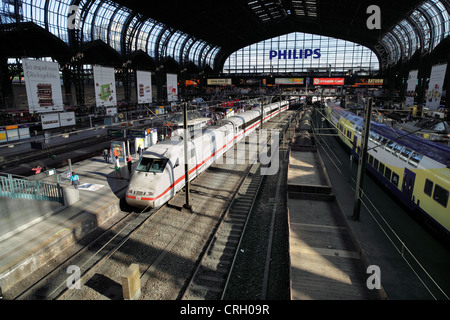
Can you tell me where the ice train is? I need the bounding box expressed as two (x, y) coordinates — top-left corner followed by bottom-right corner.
(325, 99), (450, 237)
(126, 101), (289, 208)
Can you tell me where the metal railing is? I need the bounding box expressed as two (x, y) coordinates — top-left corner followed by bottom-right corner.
(0, 173), (63, 203)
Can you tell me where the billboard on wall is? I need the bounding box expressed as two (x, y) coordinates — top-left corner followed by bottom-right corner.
(41, 113), (60, 130)
(405, 70), (418, 107)
(22, 58), (64, 113)
(93, 66), (117, 107)
(59, 112), (76, 127)
(426, 63), (447, 110)
(136, 70), (152, 104)
(167, 73), (178, 102)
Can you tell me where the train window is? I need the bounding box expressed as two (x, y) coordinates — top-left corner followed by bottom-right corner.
(136, 157), (169, 173)
(379, 162), (385, 175)
(393, 144), (403, 156)
(400, 148), (412, 161)
(424, 179), (433, 197)
(374, 134), (382, 144)
(369, 154), (374, 166)
(433, 184), (449, 208)
(368, 154), (373, 165)
(385, 141), (395, 152)
(384, 167), (392, 180)
(379, 137), (389, 146)
(391, 172), (399, 187)
(373, 158), (379, 171)
(408, 152), (423, 167)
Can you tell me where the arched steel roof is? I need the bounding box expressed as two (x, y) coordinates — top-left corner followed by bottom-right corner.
(1, 0), (449, 71)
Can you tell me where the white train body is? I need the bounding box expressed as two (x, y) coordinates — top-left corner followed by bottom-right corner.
(126, 101), (289, 208)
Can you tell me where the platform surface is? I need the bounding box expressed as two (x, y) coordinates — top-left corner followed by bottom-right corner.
(0, 155), (133, 295)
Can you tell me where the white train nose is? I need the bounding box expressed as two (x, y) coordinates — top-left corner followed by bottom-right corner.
(125, 189), (156, 208)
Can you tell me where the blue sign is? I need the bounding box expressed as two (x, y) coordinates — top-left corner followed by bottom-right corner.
(269, 49), (321, 60)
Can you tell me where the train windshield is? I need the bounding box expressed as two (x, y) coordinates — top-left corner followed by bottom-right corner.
(136, 157), (169, 173)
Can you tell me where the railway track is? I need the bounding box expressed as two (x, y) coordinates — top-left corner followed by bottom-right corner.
(10, 111), (296, 300)
(14, 204), (157, 300)
(181, 160), (264, 299)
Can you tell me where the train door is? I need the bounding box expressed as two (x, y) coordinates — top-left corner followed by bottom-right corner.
(352, 135), (358, 157)
(401, 168), (416, 208)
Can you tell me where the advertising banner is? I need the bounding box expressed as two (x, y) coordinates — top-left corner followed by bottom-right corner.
(22, 58), (64, 113)
(426, 63), (447, 110)
(18, 125), (31, 139)
(136, 70), (152, 104)
(41, 113), (60, 130)
(405, 70), (418, 107)
(6, 125), (19, 142)
(93, 66), (117, 107)
(167, 73), (178, 102)
(313, 78), (345, 85)
(59, 112), (76, 127)
(0, 128), (6, 143)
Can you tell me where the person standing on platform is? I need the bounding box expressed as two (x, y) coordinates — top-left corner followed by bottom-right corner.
(114, 156), (122, 179)
(127, 155), (132, 179)
(137, 144), (142, 160)
(103, 148), (109, 163)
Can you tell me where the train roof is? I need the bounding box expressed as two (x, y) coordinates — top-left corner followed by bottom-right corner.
(330, 102), (450, 165)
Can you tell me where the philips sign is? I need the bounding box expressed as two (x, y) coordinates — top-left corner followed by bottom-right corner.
(269, 49), (321, 60)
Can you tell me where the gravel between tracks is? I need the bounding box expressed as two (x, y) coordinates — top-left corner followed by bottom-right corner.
(44, 113), (293, 300)
(223, 143), (290, 300)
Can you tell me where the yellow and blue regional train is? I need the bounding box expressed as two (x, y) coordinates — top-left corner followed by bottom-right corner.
(325, 99), (450, 239)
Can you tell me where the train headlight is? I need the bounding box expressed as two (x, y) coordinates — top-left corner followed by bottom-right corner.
(144, 191), (154, 196)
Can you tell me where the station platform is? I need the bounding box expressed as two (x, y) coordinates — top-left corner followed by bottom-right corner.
(287, 147), (384, 300)
(0, 154), (135, 297)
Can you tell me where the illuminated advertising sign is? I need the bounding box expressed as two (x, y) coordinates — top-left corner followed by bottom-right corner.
(207, 78), (232, 85)
(269, 49), (321, 60)
(353, 78), (384, 87)
(313, 78), (345, 85)
(275, 78), (305, 85)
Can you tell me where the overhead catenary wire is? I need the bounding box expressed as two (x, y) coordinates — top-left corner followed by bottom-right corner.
(312, 105), (449, 300)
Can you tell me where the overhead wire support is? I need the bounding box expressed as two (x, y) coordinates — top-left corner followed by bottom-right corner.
(352, 97), (372, 221)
